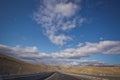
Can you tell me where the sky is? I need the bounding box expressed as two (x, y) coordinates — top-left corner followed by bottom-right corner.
(0, 0), (120, 66)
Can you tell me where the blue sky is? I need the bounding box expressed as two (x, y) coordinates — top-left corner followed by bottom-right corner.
(0, 0), (120, 66)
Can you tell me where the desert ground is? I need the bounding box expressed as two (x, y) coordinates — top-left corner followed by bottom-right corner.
(0, 53), (120, 80)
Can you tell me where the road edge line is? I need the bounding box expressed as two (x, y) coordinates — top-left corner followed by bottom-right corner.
(45, 73), (56, 80)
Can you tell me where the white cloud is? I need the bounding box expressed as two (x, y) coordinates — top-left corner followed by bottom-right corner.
(55, 2), (77, 17)
(103, 46), (120, 54)
(52, 41), (120, 58)
(33, 0), (84, 46)
(0, 40), (120, 65)
(61, 19), (76, 31)
(35, 59), (104, 66)
(77, 42), (84, 47)
(75, 60), (105, 66)
(0, 44), (50, 60)
(12, 46), (38, 53)
(49, 34), (72, 45)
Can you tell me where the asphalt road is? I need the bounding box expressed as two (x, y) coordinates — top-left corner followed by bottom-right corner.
(46, 72), (91, 80)
(0, 72), (91, 80)
(1, 72), (54, 80)
(46, 71), (120, 80)
(1, 72), (120, 80)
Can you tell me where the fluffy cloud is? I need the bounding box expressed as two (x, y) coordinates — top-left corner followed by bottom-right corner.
(0, 40), (120, 65)
(52, 41), (120, 58)
(55, 2), (77, 17)
(0, 44), (50, 60)
(33, 0), (84, 46)
(35, 59), (105, 66)
(49, 34), (72, 45)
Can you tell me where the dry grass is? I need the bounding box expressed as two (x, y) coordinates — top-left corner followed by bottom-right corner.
(56, 66), (120, 76)
(0, 53), (47, 75)
(0, 53), (120, 76)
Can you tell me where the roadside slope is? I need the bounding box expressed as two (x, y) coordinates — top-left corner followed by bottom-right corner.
(57, 66), (120, 76)
(0, 53), (47, 75)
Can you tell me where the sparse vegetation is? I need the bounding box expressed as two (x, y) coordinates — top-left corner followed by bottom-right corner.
(0, 53), (47, 75)
(0, 53), (120, 77)
(57, 66), (120, 76)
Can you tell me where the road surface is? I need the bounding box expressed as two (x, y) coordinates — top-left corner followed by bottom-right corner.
(46, 71), (120, 80)
(45, 72), (90, 80)
(1, 72), (54, 80)
(1, 71), (120, 80)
